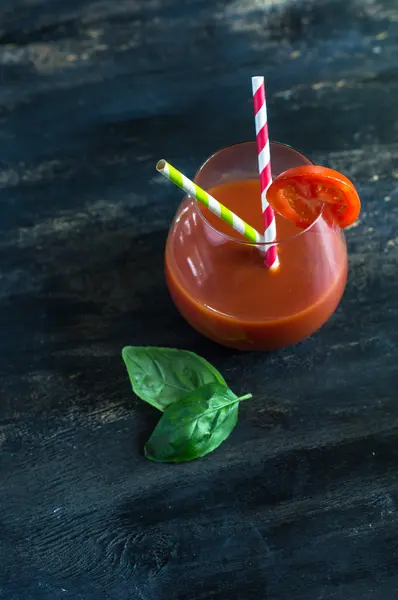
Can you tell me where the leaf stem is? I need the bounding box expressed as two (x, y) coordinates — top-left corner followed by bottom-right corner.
(237, 393), (252, 402)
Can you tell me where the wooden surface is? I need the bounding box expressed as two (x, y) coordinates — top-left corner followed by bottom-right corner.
(1, 0), (398, 598)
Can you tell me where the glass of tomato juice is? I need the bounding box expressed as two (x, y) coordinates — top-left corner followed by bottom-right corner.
(165, 142), (348, 350)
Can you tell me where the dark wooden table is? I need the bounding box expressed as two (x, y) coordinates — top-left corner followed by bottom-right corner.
(1, 0), (398, 598)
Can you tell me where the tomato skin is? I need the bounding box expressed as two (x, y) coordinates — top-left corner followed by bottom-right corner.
(267, 166), (361, 229)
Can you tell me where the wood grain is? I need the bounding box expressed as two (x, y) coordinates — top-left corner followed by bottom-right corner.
(1, 0), (398, 598)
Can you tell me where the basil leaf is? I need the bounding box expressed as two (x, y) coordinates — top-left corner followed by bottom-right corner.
(122, 346), (227, 412)
(144, 382), (251, 463)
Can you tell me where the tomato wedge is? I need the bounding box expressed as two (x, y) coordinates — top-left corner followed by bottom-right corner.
(267, 165), (361, 229)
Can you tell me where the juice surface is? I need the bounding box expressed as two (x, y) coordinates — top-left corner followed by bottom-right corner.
(165, 178), (348, 350)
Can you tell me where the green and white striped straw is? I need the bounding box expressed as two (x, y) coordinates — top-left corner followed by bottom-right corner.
(156, 160), (262, 244)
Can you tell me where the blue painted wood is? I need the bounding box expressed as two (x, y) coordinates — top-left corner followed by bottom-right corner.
(1, 1), (398, 598)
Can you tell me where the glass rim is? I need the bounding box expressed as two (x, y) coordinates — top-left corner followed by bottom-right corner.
(191, 140), (325, 248)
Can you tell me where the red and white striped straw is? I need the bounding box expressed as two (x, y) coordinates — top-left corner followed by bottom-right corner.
(252, 76), (279, 269)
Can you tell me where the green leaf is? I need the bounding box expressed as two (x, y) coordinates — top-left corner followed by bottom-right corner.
(144, 382), (251, 463)
(122, 346), (227, 412)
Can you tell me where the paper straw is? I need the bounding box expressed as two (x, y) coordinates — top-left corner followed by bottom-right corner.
(156, 160), (262, 244)
(252, 76), (279, 269)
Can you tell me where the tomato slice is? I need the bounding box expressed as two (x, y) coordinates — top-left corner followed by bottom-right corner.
(267, 166), (361, 229)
